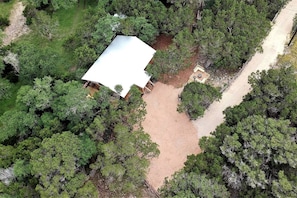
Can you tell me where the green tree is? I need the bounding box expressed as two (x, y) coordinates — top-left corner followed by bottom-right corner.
(32, 11), (59, 40)
(244, 0), (288, 19)
(63, 5), (107, 56)
(247, 67), (297, 119)
(14, 43), (59, 83)
(194, 27), (226, 66)
(30, 132), (94, 197)
(90, 124), (159, 193)
(38, 112), (62, 138)
(0, 78), (12, 100)
(74, 44), (97, 68)
(0, 109), (38, 143)
(110, 0), (167, 33)
(194, 0), (270, 69)
(52, 79), (97, 124)
(220, 115), (297, 192)
(0, 57), (5, 74)
(121, 16), (158, 44)
(16, 76), (54, 113)
(92, 14), (119, 54)
(272, 171), (297, 198)
(0, 181), (38, 198)
(26, 0), (78, 10)
(224, 67), (297, 126)
(161, 3), (194, 35)
(75, 181), (99, 198)
(178, 82), (221, 119)
(173, 28), (197, 53)
(146, 45), (187, 79)
(184, 125), (229, 180)
(0, 144), (16, 168)
(78, 135), (97, 166)
(160, 171), (230, 198)
(13, 160), (32, 180)
(14, 137), (41, 162)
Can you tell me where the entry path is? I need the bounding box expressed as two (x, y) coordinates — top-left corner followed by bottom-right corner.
(2, 1), (30, 46)
(143, 83), (200, 190)
(192, 1), (297, 138)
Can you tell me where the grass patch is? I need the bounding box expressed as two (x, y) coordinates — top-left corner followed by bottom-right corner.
(54, 3), (86, 37)
(0, 0), (16, 19)
(0, 81), (21, 115)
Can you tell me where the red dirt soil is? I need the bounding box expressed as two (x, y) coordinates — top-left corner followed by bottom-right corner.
(161, 53), (198, 88)
(152, 34), (173, 50)
(152, 34), (199, 88)
(143, 82), (201, 190)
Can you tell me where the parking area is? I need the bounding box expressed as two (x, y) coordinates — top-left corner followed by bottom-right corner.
(143, 82), (201, 190)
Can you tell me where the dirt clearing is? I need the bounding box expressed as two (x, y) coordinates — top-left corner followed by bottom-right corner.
(2, 1), (30, 46)
(143, 82), (200, 190)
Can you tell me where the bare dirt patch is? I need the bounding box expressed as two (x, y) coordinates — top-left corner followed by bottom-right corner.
(2, 1), (30, 46)
(152, 34), (199, 88)
(143, 82), (200, 190)
(152, 34), (173, 50)
(206, 68), (237, 91)
(160, 55), (198, 88)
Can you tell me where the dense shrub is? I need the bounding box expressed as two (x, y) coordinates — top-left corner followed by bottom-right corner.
(0, 16), (9, 29)
(177, 82), (221, 119)
(23, 5), (37, 25)
(0, 78), (12, 100)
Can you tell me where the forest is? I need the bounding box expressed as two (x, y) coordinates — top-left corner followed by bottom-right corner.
(0, 0), (294, 197)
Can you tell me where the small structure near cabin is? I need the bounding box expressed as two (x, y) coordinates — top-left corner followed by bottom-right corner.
(187, 64), (210, 84)
(82, 35), (156, 98)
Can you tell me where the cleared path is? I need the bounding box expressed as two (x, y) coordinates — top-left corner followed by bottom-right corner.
(193, 1), (297, 138)
(2, 1), (30, 46)
(143, 83), (200, 190)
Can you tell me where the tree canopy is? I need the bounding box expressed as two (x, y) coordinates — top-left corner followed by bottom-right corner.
(0, 0), (291, 196)
(0, 76), (158, 196)
(178, 82), (221, 119)
(194, 0), (270, 69)
(26, 0), (78, 10)
(160, 171), (230, 198)
(221, 115), (297, 191)
(30, 131), (95, 197)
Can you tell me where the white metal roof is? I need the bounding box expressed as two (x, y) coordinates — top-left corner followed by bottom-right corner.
(82, 35), (156, 97)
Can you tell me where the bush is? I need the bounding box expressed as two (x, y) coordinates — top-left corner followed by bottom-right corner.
(0, 16), (9, 29)
(23, 5), (37, 25)
(0, 78), (12, 100)
(32, 11), (59, 40)
(177, 82), (221, 120)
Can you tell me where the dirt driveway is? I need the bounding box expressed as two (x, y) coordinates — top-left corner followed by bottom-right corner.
(143, 82), (200, 190)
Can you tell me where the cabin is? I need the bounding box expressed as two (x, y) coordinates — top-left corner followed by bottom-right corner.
(82, 35), (156, 98)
